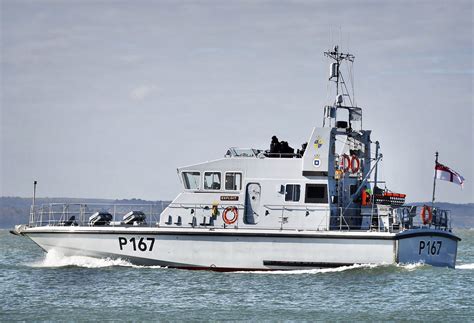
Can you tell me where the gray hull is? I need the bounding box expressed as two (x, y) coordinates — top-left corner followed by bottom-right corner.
(20, 226), (459, 270)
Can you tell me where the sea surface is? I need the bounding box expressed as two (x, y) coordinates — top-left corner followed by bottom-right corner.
(1, 229), (473, 321)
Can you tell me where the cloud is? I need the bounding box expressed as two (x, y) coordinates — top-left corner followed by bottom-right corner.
(129, 85), (159, 101)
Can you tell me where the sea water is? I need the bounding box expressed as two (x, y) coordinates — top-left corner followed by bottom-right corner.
(1, 229), (473, 321)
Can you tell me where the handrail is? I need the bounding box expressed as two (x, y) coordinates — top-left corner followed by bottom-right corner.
(29, 202), (165, 228)
(167, 202), (245, 209)
(28, 202), (452, 233)
(262, 152), (302, 158)
(263, 204), (329, 211)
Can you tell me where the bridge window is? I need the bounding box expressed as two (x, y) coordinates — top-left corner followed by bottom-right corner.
(285, 184), (300, 202)
(225, 172), (242, 190)
(204, 172), (221, 190)
(305, 184), (328, 203)
(183, 172), (200, 190)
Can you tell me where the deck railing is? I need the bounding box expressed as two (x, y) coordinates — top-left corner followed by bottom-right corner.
(28, 201), (451, 233)
(29, 202), (169, 227)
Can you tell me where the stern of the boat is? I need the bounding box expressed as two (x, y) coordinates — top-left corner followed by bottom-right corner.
(396, 229), (460, 268)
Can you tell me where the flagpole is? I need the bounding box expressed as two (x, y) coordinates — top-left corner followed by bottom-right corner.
(431, 151), (438, 209)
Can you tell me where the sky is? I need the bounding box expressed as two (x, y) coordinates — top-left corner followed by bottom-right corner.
(1, 0), (473, 203)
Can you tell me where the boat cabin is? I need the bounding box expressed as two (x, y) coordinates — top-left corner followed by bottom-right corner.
(162, 116), (387, 232)
(160, 47), (413, 233)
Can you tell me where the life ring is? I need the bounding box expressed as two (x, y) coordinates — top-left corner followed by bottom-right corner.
(420, 205), (432, 225)
(340, 154), (351, 172)
(350, 155), (360, 173)
(222, 206), (238, 225)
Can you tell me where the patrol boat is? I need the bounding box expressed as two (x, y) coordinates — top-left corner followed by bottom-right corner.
(13, 46), (460, 270)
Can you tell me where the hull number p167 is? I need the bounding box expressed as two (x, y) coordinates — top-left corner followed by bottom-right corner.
(118, 237), (155, 251)
(419, 240), (442, 255)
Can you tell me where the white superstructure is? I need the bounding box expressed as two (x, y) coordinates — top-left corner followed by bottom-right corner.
(13, 46), (460, 270)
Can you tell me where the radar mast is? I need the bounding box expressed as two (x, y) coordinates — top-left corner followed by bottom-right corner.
(323, 46), (361, 129)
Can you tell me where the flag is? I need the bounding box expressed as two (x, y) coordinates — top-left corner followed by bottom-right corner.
(435, 162), (465, 187)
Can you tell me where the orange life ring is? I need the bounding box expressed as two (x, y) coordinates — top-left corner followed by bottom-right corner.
(340, 154), (351, 172)
(222, 207), (238, 225)
(420, 205), (432, 225)
(351, 155), (360, 173)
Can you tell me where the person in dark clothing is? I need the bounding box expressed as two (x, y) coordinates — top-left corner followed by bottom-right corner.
(280, 141), (288, 153)
(297, 142), (308, 157)
(270, 136), (281, 154)
(280, 141), (294, 157)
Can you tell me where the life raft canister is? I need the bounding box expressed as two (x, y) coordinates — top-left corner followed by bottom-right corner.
(222, 206), (238, 225)
(420, 205), (433, 225)
(340, 154), (351, 172)
(350, 155), (360, 173)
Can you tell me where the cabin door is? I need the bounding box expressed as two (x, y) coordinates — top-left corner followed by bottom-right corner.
(245, 183), (261, 224)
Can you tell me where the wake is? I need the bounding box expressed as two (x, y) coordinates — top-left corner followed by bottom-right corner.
(29, 249), (163, 269)
(396, 262), (425, 271)
(233, 263), (383, 275)
(234, 262), (429, 275)
(456, 263), (474, 270)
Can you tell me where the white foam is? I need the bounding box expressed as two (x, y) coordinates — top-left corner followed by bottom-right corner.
(29, 249), (163, 269)
(396, 262), (425, 271)
(456, 263), (474, 270)
(30, 250), (131, 268)
(232, 263), (381, 275)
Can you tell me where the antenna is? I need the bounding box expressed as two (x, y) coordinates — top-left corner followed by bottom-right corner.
(323, 46), (361, 129)
(32, 180), (37, 210)
(30, 180), (37, 225)
(324, 45), (354, 100)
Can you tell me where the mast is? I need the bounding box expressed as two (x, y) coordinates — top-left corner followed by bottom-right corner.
(324, 45), (355, 105)
(32, 180), (37, 211)
(431, 152), (439, 209)
(323, 45), (359, 129)
(31, 180), (37, 225)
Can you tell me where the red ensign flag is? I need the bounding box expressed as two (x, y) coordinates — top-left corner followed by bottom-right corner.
(435, 162), (465, 188)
